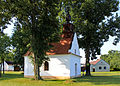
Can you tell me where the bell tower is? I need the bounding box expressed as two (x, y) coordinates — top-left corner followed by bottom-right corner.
(62, 6), (74, 38)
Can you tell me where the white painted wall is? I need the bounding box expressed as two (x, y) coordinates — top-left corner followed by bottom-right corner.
(1, 61), (8, 71)
(8, 65), (14, 71)
(90, 60), (110, 72)
(24, 56), (34, 76)
(70, 54), (81, 77)
(24, 55), (70, 77)
(40, 55), (70, 77)
(1, 61), (14, 71)
(24, 54), (81, 78)
(69, 33), (80, 56)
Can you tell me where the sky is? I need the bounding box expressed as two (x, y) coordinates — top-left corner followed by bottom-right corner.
(4, 23), (14, 36)
(3, 1), (120, 63)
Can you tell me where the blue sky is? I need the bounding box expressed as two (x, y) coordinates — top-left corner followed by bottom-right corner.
(4, 23), (14, 36)
(4, 1), (120, 61)
(99, 1), (120, 55)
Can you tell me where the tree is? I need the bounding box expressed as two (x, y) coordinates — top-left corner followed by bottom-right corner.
(11, 28), (30, 69)
(101, 50), (120, 70)
(72, 0), (120, 76)
(0, 34), (11, 75)
(0, 0), (61, 80)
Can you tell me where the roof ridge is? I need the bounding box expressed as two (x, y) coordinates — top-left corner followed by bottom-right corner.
(90, 59), (101, 65)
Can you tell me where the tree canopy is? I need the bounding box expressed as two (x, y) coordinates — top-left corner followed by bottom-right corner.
(101, 50), (120, 70)
(72, 0), (120, 75)
(11, 28), (30, 68)
(0, 0), (61, 80)
(0, 34), (11, 62)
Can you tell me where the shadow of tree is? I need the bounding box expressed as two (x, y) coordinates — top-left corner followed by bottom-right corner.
(0, 72), (120, 86)
(43, 79), (65, 81)
(72, 75), (120, 85)
(0, 73), (24, 81)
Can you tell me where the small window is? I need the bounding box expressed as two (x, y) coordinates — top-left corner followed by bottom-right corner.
(75, 49), (76, 54)
(104, 66), (106, 70)
(44, 61), (49, 71)
(99, 66), (102, 70)
(75, 63), (77, 76)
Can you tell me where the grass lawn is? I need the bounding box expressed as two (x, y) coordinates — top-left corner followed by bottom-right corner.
(0, 71), (120, 86)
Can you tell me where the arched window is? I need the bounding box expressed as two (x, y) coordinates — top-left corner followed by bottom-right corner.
(44, 61), (49, 71)
(74, 49), (76, 54)
(75, 63), (77, 76)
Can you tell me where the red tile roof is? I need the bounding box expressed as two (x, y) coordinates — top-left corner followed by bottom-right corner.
(46, 36), (73, 55)
(24, 23), (74, 56)
(24, 36), (73, 56)
(24, 50), (33, 56)
(90, 59), (101, 65)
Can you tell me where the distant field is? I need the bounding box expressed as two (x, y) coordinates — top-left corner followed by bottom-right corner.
(0, 71), (120, 86)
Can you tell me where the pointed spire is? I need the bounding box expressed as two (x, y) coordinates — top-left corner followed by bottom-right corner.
(65, 6), (71, 24)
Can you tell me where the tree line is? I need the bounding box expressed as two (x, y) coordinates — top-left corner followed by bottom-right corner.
(101, 50), (120, 70)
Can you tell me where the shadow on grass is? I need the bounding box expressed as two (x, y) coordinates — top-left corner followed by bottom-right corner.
(0, 73), (24, 81)
(43, 79), (65, 82)
(37, 74), (120, 85)
(72, 75), (120, 85)
(0, 72), (120, 86)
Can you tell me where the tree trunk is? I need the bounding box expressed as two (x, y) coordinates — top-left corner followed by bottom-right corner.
(31, 24), (42, 80)
(30, 1), (42, 80)
(33, 54), (41, 80)
(85, 48), (91, 76)
(2, 59), (4, 74)
(33, 54), (37, 80)
(0, 65), (1, 77)
(38, 65), (42, 80)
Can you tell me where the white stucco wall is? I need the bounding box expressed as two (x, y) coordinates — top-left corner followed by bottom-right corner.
(70, 54), (81, 77)
(69, 33), (80, 56)
(24, 54), (81, 78)
(24, 56), (34, 76)
(24, 55), (70, 77)
(8, 65), (14, 71)
(1, 61), (14, 71)
(90, 60), (110, 72)
(1, 61), (8, 71)
(40, 55), (70, 77)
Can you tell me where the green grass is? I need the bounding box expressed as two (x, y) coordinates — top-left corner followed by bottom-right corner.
(0, 71), (120, 86)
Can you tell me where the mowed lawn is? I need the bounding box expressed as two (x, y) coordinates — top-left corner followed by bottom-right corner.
(0, 71), (120, 86)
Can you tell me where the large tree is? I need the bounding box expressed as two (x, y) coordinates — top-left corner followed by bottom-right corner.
(72, 0), (120, 76)
(0, 0), (61, 80)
